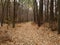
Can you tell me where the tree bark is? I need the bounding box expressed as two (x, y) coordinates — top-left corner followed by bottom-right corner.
(38, 0), (43, 26)
(57, 0), (60, 34)
(49, 0), (55, 31)
(1, 0), (4, 26)
(33, 0), (38, 23)
(13, 0), (16, 28)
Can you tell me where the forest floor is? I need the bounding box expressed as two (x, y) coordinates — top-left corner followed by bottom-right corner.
(0, 22), (60, 45)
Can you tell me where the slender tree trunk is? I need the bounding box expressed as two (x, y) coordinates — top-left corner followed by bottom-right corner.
(38, 0), (43, 26)
(33, 0), (36, 23)
(13, 0), (16, 28)
(49, 0), (55, 31)
(50, 0), (54, 22)
(44, 0), (47, 22)
(19, 0), (21, 23)
(46, 0), (49, 22)
(6, 0), (10, 25)
(1, 0), (4, 26)
(27, 0), (29, 22)
(33, 0), (38, 23)
(57, 0), (60, 34)
(6, 0), (10, 29)
(55, 0), (57, 22)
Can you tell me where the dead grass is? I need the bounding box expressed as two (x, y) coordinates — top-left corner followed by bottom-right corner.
(0, 22), (60, 45)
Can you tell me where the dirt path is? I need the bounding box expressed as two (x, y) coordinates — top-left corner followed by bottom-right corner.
(0, 22), (60, 45)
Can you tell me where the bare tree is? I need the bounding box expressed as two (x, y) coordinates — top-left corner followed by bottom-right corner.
(1, 0), (4, 26)
(46, 0), (49, 22)
(12, 0), (16, 28)
(57, 0), (60, 34)
(55, 0), (57, 21)
(33, 0), (38, 23)
(38, 0), (43, 26)
(6, 0), (10, 26)
(49, 0), (55, 31)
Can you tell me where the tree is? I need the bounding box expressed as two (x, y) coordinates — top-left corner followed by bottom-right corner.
(46, 0), (49, 22)
(44, 0), (47, 22)
(12, 0), (16, 28)
(57, 0), (60, 34)
(1, 0), (5, 26)
(38, 0), (43, 26)
(49, 0), (54, 31)
(55, 0), (57, 22)
(33, 0), (38, 23)
(6, 0), (10, 26)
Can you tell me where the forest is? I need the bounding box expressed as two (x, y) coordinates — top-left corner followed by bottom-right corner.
(0, 0), (60, 45)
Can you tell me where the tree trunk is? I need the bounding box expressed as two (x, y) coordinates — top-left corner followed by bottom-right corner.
(46, 0), (49, 22)
(33, 0), (38, 23)
(13, 0), (16, 28)
(38, 0), (43, 26)
(55, 0), (57, 22)
(49, 0), (54, 31)
(1, 0), (4, 26)
(57, 0), (60, 34)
